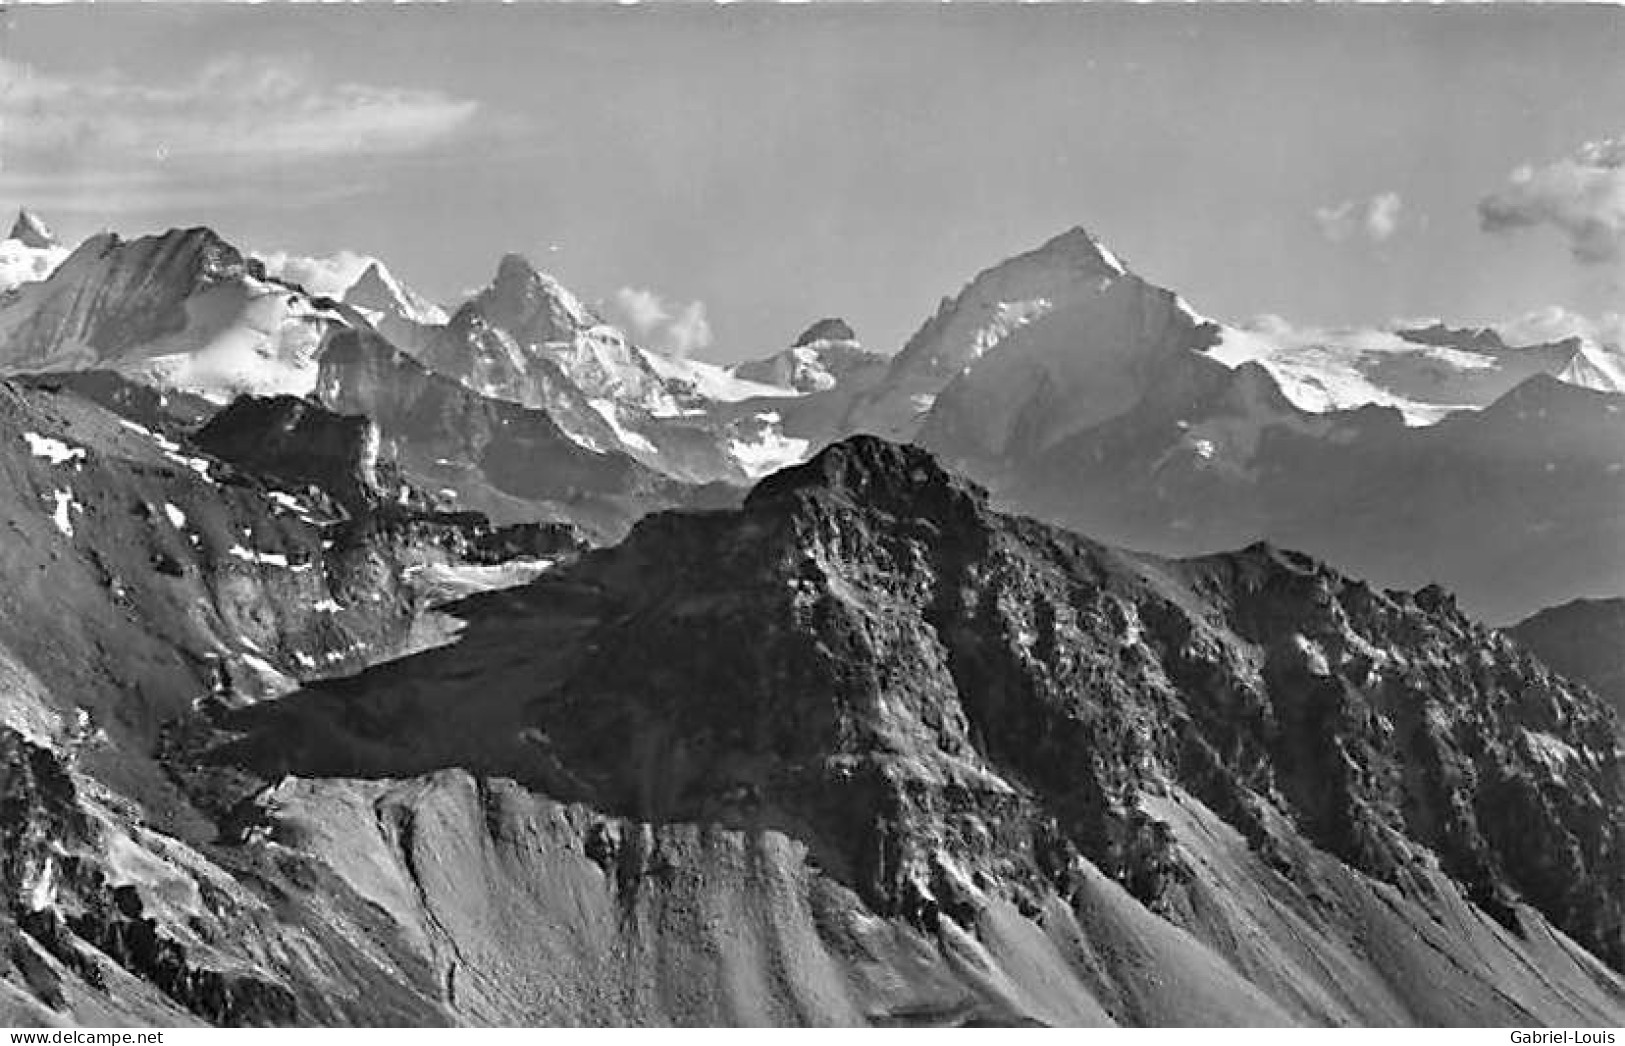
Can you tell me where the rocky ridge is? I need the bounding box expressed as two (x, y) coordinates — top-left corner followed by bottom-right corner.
(170, 436), (1625, 1025)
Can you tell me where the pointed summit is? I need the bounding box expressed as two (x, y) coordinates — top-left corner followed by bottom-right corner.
(844, 222), (1169, 444)
(1028, 225), (1128, 276)
(344, 260), (448, 328)
(348, 260), (394, 299)
(479, 252), (595, 339)
(8, 209), (56, 251)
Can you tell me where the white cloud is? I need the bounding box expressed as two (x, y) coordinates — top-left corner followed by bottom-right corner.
(1479, 138), (1625, 264)
(0, 55), (478, 214)
(1495, 304), (1625, 348)
(607, 288), (670, 337)
(603, 287), (714, 359)
(1315, 191), (1404, 244)
(2, 55), (477, 164)
(254, 250), (374, 299)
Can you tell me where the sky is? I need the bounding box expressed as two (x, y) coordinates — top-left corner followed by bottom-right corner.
(4, 5), (1625, 363)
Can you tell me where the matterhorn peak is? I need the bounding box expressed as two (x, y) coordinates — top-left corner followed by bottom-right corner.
(8, 209), (57, 250)
(488, 252), (575, 305)
(479, 252), (596, 337)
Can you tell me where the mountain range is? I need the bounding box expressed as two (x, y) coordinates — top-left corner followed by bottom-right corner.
(7, 213), (1618, 618)
(0, 209), (1619, 1026)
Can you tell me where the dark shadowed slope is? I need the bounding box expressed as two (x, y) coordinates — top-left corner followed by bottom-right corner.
(1512, 598), (1625, 738)
(1007, 359), (1625, 624)
(199, 436), (1624, 1025)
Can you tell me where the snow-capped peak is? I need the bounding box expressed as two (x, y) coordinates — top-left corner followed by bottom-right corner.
(845, 224), (1152, 441)
(0, 209), (69, 293)
(0, 225), (347, 402)
(8, 209), (56, 251)
(345, 260), (448, 327)
(729, 318), (884, 395)
(1201, 313), (1625, 425)
(1557, 340), (1625, 394)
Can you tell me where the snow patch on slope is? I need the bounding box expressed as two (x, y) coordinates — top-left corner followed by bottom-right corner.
(45, 489), (80, 538)
(587, 398), (657, 455)
(22, 432), (87, 466)
(728, 412), (810, 479)
(228, 544), (292, 568)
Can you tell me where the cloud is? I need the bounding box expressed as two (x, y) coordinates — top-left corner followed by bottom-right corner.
(0, 55), (478, 214)
(1314, 191), (1404, 244)
(254, 250), (376, 299)
(1478, 138), (1625, 264)
(603, 287), (714, 359)
(1494, 304), (1625, 348)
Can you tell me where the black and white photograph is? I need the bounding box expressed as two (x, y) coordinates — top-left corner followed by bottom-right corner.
(0, 1), (1621, 1031)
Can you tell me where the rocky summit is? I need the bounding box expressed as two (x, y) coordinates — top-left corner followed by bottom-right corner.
(155, 435), (1622, 1026)
(0, 209), (1621, 1027)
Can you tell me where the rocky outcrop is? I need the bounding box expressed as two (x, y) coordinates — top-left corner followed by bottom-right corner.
(216, 437), (1625, 1013)
(195, 396), (386, 515)
(1511, 598), (1625, 737)
(534, 436), (1624, 969)
(0, 730), (298, 1025)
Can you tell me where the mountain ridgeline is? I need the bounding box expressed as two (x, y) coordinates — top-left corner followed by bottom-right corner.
(0, 211), (1620, 1026)
(126, 436), (1624, 1024)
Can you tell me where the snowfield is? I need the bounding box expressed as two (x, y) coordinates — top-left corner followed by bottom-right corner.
(1204, 317), (1625, 425)
(643, 349), (798, 403)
